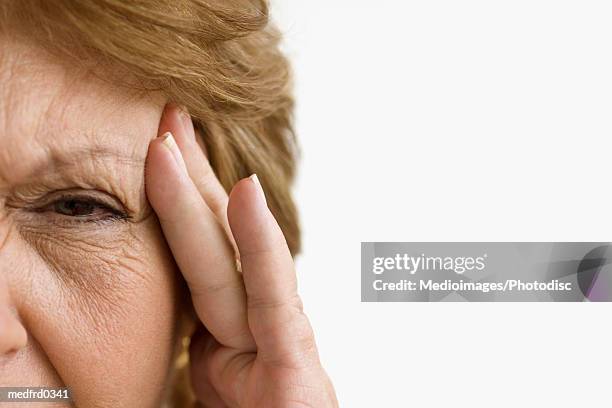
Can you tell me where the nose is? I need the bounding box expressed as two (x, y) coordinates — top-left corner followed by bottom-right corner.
(0, 201), (27, 354)
(0, 277), (27, 354)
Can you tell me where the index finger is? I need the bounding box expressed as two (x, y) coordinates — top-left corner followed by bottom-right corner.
(145, 112), (254, 351)
(158, 105), (235, 245)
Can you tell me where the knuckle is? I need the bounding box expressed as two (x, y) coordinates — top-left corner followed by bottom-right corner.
(262, 318), (319, 369)
(247, 292), (303, 313)
(191, 276), (245, 297)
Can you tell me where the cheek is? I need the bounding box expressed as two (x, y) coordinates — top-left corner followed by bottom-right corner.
(15, 217), (183, 407)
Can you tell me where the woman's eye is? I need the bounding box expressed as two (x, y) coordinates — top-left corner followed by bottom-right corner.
(41, 195), (128, 222)
(54, 198), (99, 217)
(21, 190), (130, 224)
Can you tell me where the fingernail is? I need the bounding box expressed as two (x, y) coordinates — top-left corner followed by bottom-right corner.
(161, 131), (176, 149)
(161, 131), (187, 172)
(249, 174), (267, 206)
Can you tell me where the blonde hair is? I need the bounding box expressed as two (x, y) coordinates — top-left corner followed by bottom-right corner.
(0, 1), (299, 405)
(0, 0), (300, 255)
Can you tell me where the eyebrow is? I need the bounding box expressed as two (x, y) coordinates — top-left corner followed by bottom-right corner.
(4, 143), (149, 215)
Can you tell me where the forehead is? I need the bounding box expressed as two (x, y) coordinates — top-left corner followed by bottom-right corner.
(0, 39), (164, 183)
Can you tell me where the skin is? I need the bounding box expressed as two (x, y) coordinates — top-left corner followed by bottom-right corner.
(0, 40), (337, 407)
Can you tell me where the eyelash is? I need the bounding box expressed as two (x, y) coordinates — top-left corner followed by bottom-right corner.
(34, 193), (130, 224)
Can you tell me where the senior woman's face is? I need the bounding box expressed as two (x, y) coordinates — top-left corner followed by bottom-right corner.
(0, 41), (186, 406)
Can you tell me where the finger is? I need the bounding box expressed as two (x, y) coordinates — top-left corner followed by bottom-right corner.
(188, 327), (228, 407)
(145, 130), (254, 351)
(190, 326), (252, 407)
(227, 175), (319, 369)
(157, 104), (238, 258)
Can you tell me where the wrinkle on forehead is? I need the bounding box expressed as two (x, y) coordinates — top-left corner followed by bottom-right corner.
(0, 39), (164, 201)
(0, 38), (162, 134)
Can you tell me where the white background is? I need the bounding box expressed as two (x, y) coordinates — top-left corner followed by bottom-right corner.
(272, 1), (612, 407)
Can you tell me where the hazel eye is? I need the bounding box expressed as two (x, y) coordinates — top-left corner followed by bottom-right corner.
(54, 198), (99, 217)
(42, 193), (128, 222)
(14, 189), (130, 225)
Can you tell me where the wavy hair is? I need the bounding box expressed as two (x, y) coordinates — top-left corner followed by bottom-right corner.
(0, 0), (300, 255)
(0, 0), (299, 405)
